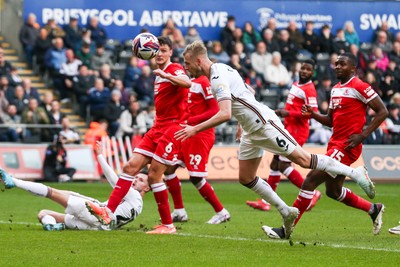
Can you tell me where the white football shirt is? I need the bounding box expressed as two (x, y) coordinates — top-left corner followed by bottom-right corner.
(210, 63), (272, 134)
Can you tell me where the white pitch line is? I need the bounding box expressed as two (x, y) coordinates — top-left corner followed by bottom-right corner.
(1, 220), (398, 253)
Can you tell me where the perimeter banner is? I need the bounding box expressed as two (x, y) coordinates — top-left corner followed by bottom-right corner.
(23, 0), (400, 43)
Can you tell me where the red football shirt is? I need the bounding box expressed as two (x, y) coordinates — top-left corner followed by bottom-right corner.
(284, 80), (318, 145)
(328, 76), (377, 149)
(187, 75), (217, 136)
(153, 62), (189, 126)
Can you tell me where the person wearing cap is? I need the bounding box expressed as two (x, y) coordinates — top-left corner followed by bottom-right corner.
(63, 15), (83, 51)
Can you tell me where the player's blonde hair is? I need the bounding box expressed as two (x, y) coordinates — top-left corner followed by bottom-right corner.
(183, 40), (207, 58)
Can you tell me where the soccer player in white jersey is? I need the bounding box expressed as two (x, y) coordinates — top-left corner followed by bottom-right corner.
(0, 141), (149, 230)
(175, 41), (375, 239)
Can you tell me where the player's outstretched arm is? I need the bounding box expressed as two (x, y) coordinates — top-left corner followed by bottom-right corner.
(95, 141), (119, 188)
(153, 69), (191, 88)
(302, 104), (333, 127)
(175, 99), (231, 141)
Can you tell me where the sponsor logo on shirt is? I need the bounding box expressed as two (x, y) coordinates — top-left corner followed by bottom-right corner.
(364, 86), (374, 97)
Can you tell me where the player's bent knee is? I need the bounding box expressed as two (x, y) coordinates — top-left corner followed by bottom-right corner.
(37, 209), (49, 220)
(325, 189), (341, 200)
(189, 176), (202, 185)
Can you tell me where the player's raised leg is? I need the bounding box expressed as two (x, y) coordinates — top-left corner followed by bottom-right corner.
(286, 147), (375, 199)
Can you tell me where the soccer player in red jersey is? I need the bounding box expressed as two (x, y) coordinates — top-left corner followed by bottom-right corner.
(164, 74), (230, 224)
(263, 53), (388, 239)
(246, 60), (321, 212)
(86, 36), (191, 234)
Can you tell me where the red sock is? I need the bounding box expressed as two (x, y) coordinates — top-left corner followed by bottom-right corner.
(283, 166), (304, 189)
(267, 170), (281, 191)
(197, 179), (224, 213)
(152, 183), (172, 225)
(337, 187), (371, 213)
(293, 189), (314, 225)
(165, 174), (184, 209)
(107, 175), (134, 212)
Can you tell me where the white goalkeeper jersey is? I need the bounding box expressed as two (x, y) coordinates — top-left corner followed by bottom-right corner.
(210, 63), (273, 134)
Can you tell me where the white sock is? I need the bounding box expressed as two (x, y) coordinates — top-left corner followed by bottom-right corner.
(313, 154), (359, 183)
(12, 178), (48, 197)
(41, 215), (56, 225)
(248, 177), (290, 217)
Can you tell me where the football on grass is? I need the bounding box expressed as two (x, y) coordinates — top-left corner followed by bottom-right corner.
(132, 33), (160, 60)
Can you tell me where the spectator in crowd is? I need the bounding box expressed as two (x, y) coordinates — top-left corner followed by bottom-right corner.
(10, 85), (28, 115)
(134, 65), (154, 105)
(334, 29), (350, 54)
(302, 21), (319, 55)
(76, 42), (93, 69)
(48, 100), (66, 126)
(0, 87), (8, 116)
(365, 59), (383, 83)
(115, 100), (147, 139)
(45, 37), (67, 89)
(349, 44), (367, 74)
(0, 115), (18, 142)
(0, 47), (13, 77)
(0, 75), (13, 103)
(87, 16), (107, 46)
(262, 28), (280, 53)
(372, 30), (393, 54)
(84, 119), (108, 149)
(344, 20), (359, 47)
(389, 41), (400, 65)
(22, 78), (40, 104)
(228, 53), (250, 80)
(265, 51), (291, 99)
(370, 47), (389, 73)
(221, 15), (236, 56)
(242, 21), (262, 53)
(373, 21), (394, 43)
(162, 18), (185, 51)
(385, 59), (400, 85)
(59, 117), (80, 144)
(319, 24), (337, 55)
(316, 76), (332, 105)
(92, 44), (113, 71)
(385, 103), (400, 144)
(123, 56), (142, 89)
(288, 61), (301, 84)
(99, 63), (116, 89)
(184, 26), (202, 45)
(48, 99), (66, 137)
(63, 15), (82, 51)
(104, 90), (126, 136)
(111, 79), (131, 106)
(0, 104), (22, 141)
(44, 18), (66, 40)
(40, 91), (55, 116)
(364, 71), (381, 97)
(34, 28), (52, 76)
(7, 67), (22, 87)
(286, 20), (304, 49)
(261, 17), (280, 40)
(208, 41), (230, 64)
(245, 68), (263, 100)
(21, 97), (51, 142)
(391, 93), (400, 106)
(19, 13), (40, 68)
(59, 49), (82, 100)
(278, 29), (299, 68)
(88, 78), (111, 121)
(250, 41), (271, 83)
(43, 134), (76, 182)
(73, 65), (95, 118)
(380, 72), (398, 104)
(233, 42), (251, 69)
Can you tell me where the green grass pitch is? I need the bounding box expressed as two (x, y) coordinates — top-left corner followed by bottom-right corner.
(1, 181), (400, 266)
